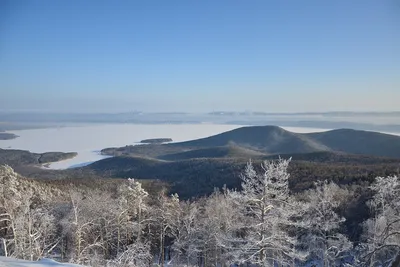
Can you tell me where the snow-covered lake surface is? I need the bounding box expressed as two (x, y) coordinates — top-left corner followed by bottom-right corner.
(1, 123), (397, 170)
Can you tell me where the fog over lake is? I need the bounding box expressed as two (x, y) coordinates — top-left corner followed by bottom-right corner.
(1, 124), (397, 169)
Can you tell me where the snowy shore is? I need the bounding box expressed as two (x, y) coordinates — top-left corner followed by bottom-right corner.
(0, 257), (83, 267)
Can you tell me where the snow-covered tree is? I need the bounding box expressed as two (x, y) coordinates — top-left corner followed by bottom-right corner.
(300, 180), (352, 267)
(227, 158), (306, 267)
(0, 165), (23, 257)
(0, 165), (58, 260)
(171, 200), (200, 266)
(116, 178), (149, 253)
(19, 195), (58, 261)
(170, 188), (245, 267)
(205, 189), (245, 266)
(359, 175), (400, 267)
(62, 191), (108, 264)
(151, 189), (181, 267)
(107, 241), (151, 267)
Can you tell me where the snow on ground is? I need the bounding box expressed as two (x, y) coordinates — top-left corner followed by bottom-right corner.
(0, 257), (84, 267)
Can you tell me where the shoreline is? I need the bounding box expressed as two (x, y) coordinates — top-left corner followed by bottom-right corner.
(2, 123), (400, 170)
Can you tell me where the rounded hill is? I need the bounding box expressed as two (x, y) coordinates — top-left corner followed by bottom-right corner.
(173, 126), (330, 154)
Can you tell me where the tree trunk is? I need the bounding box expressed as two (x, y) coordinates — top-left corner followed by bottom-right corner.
(215, 243), (218, 267)
(75, 229), (81, 263)
(160, 226), (165, 267)
(2, 238), (7, 257)
(61, 237), (65, 261)
(260, 204), (265, 265)
(138, 205), (142, 242)
(117, 223), (121, 253)
(11, 219), (17, 258)
(28, 210), (33, 261)
(204, 248), (207, 267)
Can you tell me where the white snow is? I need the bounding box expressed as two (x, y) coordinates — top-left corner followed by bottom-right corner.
(0, 257), (84, 267)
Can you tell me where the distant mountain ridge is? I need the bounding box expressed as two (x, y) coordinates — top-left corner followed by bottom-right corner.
(173, 126), (330, 154)
(95, 125), (400, 198)
(307, 128), (400, 158)
(102, 125), (400, 159)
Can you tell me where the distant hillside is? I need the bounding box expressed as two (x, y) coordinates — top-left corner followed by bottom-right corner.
(307, 129), (400, 158)
(0, 148), (77, 167)
(84, 152), (400, 199)
(173, 126), (330, 154)
(101, 144), (186, 158)
(159, 145), (266, 161)
(264, 151), (400, 164)
(102, 126), (400, 159)
(85, 156), (245, 197)
(0, 132), (18, 140)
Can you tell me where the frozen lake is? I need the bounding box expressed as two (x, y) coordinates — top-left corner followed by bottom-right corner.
(1, 124), (248, 169)
(0, 123), (375, 169)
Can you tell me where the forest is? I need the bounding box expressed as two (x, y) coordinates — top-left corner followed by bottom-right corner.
(1, 159), (400, 267)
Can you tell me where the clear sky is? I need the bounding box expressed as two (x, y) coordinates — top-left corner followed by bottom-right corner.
(0, 0), (399, 113)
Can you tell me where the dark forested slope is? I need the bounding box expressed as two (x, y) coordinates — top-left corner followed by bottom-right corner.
(0, 148), (77, 167)
(307, 129), (400, 158)
(0, 132), (18, 140)
(83, 152), (400, 199)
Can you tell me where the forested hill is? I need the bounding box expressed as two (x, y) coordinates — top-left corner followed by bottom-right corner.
(173, 125), (329, 154)
(0, 148), (77, 167)
(102, 125), (400, 159)
(0, 132), (18, 140)
(83, 152), (400, 199)
(307, 128), (400, 158)
(174, 126), (400, 158)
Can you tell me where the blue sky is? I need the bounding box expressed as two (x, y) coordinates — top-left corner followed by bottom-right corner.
(0, 0), (399, 112)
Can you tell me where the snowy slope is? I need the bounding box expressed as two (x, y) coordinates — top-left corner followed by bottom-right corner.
(0, 257), (84, 267)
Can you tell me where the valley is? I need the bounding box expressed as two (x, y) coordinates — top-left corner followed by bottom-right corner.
(1, 124), (400, 200)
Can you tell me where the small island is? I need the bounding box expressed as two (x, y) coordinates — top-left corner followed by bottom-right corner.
(140, 138), (173, 144)
(0, 132), (19, 140)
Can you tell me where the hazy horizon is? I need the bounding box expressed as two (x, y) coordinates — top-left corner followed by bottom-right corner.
(1, 109), (400, 115)
(1, 1), (399, 113)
